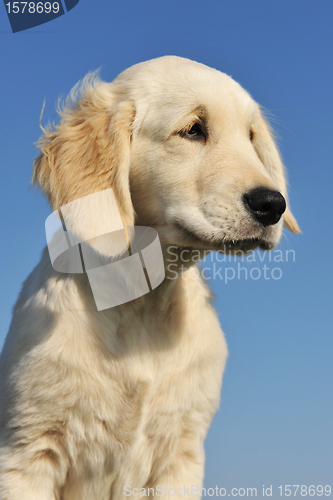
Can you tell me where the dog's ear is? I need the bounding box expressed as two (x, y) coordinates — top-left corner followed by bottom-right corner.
(253, 112), (301, 234)
(32, 75), (136, 256)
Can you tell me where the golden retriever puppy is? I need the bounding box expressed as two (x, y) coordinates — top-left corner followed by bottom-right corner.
(0, 56), (300, 500)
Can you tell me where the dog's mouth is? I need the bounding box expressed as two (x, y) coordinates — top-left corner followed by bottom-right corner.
(174, 222), (273, 253)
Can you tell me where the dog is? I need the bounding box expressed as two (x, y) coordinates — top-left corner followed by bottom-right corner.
(0, 56), (300, 500)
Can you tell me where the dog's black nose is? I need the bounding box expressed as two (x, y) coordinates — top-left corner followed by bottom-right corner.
(243, 187), (286, 226)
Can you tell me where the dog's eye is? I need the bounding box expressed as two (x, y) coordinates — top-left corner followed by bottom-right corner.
(180, 123), (206, 141)
(249, 129), (254, 142)
(187, 124), (202, 137)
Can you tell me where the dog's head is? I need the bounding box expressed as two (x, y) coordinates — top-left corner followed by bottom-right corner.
(33, 56), (300, 258)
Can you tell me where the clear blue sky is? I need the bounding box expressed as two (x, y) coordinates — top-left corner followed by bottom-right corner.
(1, 1), (332, 496)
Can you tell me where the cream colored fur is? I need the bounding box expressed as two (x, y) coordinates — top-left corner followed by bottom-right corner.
(0, 56), (299, 500)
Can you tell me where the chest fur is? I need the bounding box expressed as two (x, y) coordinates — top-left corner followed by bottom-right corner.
(62, 305), (226, 488)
